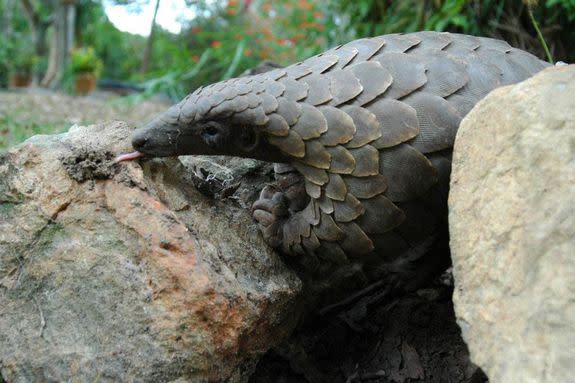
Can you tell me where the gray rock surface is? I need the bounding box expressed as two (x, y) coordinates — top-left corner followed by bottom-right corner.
(449, 65), (575, 383)
(0, 122), (301, 382)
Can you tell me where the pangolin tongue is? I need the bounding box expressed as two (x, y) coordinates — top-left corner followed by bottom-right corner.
(115, 151), (144, 162)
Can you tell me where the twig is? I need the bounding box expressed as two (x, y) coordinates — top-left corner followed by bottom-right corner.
(33, 297), (46, 338)
(526, 5), (554, 63)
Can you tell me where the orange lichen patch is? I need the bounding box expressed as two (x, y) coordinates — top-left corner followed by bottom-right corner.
(103, 181), (254, 356)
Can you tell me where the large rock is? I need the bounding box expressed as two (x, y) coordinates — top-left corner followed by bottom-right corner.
(449, 65), (575, 382)
(0, 122), (301, 382)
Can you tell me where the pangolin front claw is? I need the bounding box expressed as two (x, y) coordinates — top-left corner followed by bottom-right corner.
(252, 186), (290, 248)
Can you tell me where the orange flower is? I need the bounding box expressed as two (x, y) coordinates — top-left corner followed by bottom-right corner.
(313, 11), (323, 19)
(227, 8), (237, 15)
(297, 0), (312, 10)
(244, 48), (253, 57)
(191, 55), (200, 62)
(211, 40), (222, 48)
(228, 0), (237, 5)
(262, 3), (272, 12)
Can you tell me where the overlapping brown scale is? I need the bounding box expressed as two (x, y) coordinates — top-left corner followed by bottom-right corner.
(507, 49), (549, 75)
(330, 45), (359, 70)
(337, 222), (374, 255)
(316, 241), (348, 264)
(318, 106), (356, 146)
(349, 145), (380, 176)
(301, 230), (321, 252)
(234, 83), (252, 96)
(313, 212), (345, 241)
(300, 74), (332, 105)
(372, 52), (427, 100)
(369, 99), (419, 149)
(190, 96), (214, 119)
(333, 193), (365, 223)
(403, 92), (462, 153)
(346, 37), (386, 62)
(326, 146), (356, 174)
(419, 52), (470, 98)
(179, 99), (199, 123)
(324, 173), (347, 201)
(377, 34), (421, 53)
(475, 36), (512, 53)
(233, 106), (269, 126)
(357, 195), (406, 234)
(301, 200), (320, 225)
(318, 194), (334, 214)
(264, 68), (288, 81)
(476, 48), (529, 85)
(264, 114), (289, 136)
(327, 69), (364, 106)
(245, 92), (261, 108)
(304, 53), (340, 74)
(206, 100), (236, 119)
(226, 94), (251, 113)
(265, 80), (286, 98)
(409, 31), (452, 51)
(447, 34), (481, 51)
(342, 174), (387, 199)
(285, 63), (313, 79)
(341, 106), (382, 148)
(305, 179), (321, 199)
(268, 130), (305, 157)
(292, 104), (328, 139)
(283, 213), (308, 247)
(348, 61), (393, 106)
(276, 97), (302, 126)
(280, 77), (309, 101)
(260, 92), (279, 114)
(444, 55), (502, 116)
(458, 54), (502, 98)
(301, 140), (331, 169)
(293, 161), (329, 185)
(378, 144), (437, 202)
(251, 80), (266, 94)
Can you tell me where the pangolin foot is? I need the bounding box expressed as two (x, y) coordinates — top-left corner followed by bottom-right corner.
(252, 185), (290, 248)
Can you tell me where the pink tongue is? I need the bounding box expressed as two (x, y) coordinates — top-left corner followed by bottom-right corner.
(115, 151), (144, 162)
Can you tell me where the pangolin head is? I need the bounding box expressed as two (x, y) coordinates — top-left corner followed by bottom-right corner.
(128, 75), (289, 163)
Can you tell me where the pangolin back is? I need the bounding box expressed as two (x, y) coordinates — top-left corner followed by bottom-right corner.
(139, 32), (551, 302)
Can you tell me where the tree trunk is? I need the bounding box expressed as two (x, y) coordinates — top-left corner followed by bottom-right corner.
(140, 0), (161, 74)
(41, 0), (75, 88)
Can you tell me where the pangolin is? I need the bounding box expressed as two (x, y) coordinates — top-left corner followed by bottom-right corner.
(119, 32), (550, 299)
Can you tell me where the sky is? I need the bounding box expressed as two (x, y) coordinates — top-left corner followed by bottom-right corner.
(103, 0), (196, 36)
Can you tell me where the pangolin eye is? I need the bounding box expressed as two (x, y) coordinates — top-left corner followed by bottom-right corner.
(203, 124), (219, 137)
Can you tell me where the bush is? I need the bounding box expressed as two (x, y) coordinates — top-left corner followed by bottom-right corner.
(69, 47), (103, 77)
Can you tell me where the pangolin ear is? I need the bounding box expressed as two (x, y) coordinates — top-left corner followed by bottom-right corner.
(238, 127), (260, 152)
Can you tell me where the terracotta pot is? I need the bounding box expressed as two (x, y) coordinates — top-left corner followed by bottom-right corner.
(75, 73), (97, 95)
(9, 73), (32, 88)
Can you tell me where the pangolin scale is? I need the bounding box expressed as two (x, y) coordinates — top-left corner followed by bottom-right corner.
(126, 32), (550, 302)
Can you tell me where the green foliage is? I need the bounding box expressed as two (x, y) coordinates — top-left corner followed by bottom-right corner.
(69, 47), (104, 76)
(0, 114), (63, 151)
(546, 0), (575, 21)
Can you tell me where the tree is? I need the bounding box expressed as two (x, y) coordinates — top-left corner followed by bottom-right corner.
(140, 0), (160, 73)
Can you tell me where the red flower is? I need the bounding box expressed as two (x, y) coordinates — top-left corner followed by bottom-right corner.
(211, 41), (222, 48)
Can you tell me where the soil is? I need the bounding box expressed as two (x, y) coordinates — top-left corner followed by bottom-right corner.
(250, 272), (487, 383)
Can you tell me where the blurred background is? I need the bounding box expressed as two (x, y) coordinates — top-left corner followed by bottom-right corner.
(1, 0), (574, 150)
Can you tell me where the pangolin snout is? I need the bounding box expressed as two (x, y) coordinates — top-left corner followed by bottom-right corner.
(131, 130), (149, 151)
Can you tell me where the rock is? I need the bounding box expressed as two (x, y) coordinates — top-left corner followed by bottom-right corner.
(449, 65), (575, 382)
(0, 121), (301, 382)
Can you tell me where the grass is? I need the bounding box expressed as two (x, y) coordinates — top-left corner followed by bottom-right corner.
(0, 114), (67, 151)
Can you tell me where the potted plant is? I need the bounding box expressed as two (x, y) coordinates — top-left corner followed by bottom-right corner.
(70, 47), (103, 95)
(9, 49), (37, 88)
